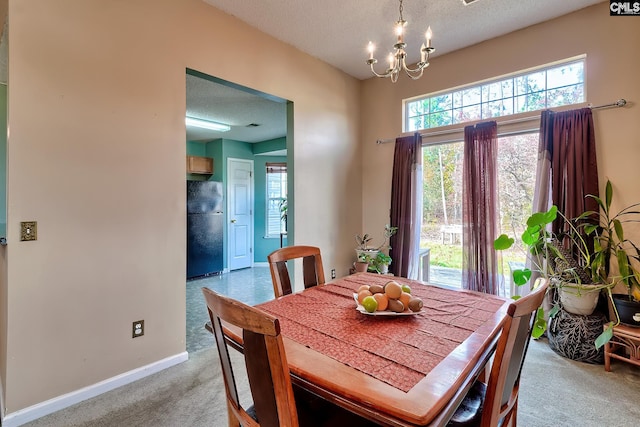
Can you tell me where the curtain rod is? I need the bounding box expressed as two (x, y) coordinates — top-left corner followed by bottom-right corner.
(376, 98), (628, 144)
(588, 98), (626, 110)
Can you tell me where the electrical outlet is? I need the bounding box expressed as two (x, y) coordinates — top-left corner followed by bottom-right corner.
(132, 320), (144, 338)
(331, 269), (336, 279)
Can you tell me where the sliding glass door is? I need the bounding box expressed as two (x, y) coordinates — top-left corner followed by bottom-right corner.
(419, 133), (537, 295)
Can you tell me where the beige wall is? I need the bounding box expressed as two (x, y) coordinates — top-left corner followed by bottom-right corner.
(361, 2), (640, 257)
(2, 0), (361, 414)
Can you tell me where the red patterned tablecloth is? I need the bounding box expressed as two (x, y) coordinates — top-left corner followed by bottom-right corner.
(257, 274), (507, 393)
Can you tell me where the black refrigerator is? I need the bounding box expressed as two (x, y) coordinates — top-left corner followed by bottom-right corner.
(187, 180), (224, 279)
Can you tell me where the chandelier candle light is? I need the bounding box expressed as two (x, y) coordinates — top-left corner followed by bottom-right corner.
(366, 0), (435, 82)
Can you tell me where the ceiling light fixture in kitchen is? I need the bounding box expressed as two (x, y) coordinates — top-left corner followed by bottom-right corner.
(185, 117), (231, 132)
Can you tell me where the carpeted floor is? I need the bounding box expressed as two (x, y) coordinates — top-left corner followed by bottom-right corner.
(518, 339), (640, 427)
(23, 345), (251, 427)
(23, 337), (640, 426)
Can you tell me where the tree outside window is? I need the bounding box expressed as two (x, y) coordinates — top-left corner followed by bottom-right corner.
(406, 58), (584, 131)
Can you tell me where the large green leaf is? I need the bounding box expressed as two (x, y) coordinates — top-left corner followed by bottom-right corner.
(595, 324), (614, 350)
(513, 269), (532, 286)
(617, 250), (630, 285)
(605, 180), (613, 211)
(494, 234), (514, 250)
(594, 238), (602, 252)
(583, 224), (598, 235)
(613, 219), (624, 241)
(527, 206), (557, 227)
(521, 226), (541, 246)
(576, 210), (597, 221)
(531, 307), (547, 339)
(543, 205), (558, 223)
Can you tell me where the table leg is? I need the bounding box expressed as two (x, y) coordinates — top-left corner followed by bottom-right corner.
(604, 341), (611, 372)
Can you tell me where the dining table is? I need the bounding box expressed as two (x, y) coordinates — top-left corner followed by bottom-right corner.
(224, 272), (511, 426)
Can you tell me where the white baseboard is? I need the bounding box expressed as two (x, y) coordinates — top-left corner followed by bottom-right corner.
(2, 351), (188, 427)
(253, 262), (269, 267)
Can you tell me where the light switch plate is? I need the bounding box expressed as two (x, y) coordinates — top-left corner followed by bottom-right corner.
(20, 221), (37, 241)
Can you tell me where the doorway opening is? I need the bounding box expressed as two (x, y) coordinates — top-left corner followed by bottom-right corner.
(185, 69), (293, 353)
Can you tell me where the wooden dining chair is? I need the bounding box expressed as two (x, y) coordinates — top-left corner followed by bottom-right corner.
(202, 287), (378, 427)
(447, 278), (550, 427)
(202, 287), (298, 427)
(267, 245), (325, 298)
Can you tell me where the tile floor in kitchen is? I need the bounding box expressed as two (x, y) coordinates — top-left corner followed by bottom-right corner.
(186, 266), (274, 353)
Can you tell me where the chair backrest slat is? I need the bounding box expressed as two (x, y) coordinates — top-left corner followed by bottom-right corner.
(268, 246), (325, 298)
(244, 330), (281, 427)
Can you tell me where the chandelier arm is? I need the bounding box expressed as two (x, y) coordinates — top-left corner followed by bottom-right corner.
(400, 56), (425, 75)
(405, 67), (425, 80)
(402, 61), (426, 74)
(369, 62), (394, 79)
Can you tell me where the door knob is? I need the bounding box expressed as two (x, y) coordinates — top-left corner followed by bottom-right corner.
(230, 219), (237, 223)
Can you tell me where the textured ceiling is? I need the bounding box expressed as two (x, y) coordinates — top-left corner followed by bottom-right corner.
(186, 74), (287, 144)
(203, 0), (604, 80)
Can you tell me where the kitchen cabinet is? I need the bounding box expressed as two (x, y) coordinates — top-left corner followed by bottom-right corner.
(186, 155), (213, 174)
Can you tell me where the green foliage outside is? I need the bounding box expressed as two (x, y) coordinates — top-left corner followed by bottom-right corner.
(420, 133), (538, 279)
(406, 61), (584, 132)
(424, 243), (462, 269)
(421, 241), (526, 275)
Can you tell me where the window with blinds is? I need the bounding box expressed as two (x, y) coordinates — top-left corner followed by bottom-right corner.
(266, 162), (287, 238)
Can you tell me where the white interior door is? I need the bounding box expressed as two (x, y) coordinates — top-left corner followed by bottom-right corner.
(227, 158), (254, 271)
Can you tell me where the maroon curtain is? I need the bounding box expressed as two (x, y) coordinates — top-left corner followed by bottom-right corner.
(540, 108), (599, 235)
(462, 121), (500, 294)
(390, 133), (421, 278)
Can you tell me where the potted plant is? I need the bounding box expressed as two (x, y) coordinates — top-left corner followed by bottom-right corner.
(369, 252), (392, 274)
(355, 224), (398, 260)
(279, 199), (288, 231)
(494, 205), (609, 339)
(577, 180), (640, 342)
(496, 206), (610, 310)
(548, 216), (607, 317)
(354, 252), (370, 273)
(495, 180), (640, 348)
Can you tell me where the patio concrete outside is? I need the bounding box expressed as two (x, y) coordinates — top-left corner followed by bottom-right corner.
(429, 265), (510, 297)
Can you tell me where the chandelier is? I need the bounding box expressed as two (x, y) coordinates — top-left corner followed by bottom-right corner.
(366, 0), (435, 82)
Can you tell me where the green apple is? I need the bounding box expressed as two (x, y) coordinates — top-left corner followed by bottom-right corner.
(362, 296), (378, 313)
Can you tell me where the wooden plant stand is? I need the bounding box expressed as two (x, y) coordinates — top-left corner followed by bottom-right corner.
(604, 324), (640, 371)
